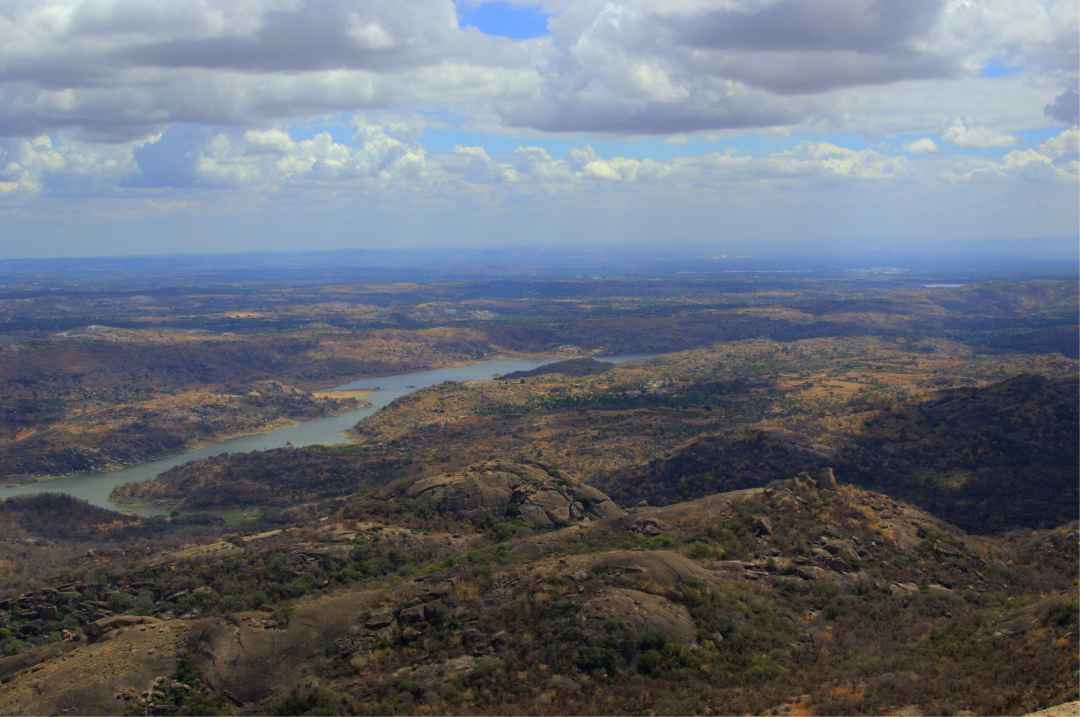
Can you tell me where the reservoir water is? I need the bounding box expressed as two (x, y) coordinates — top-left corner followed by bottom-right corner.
(0, 354), (655, 513)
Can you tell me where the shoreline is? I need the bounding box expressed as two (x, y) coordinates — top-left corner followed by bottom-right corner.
(0, 351), (643, 509)
(290, 350), (586, 392)
(0, 394), (373, 490)
(0, 352), (574, 491)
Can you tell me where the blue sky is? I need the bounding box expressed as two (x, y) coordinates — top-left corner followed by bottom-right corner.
(458, 2), (550, 39)
(0, 0), (1076, 258)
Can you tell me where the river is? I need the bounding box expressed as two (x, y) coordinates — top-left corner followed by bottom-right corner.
(0, 354), (656, 513)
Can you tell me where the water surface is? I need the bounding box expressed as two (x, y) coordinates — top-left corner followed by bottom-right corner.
(0, 354), (653, 512)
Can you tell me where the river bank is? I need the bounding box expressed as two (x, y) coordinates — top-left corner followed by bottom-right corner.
(0, 354), (654, 513)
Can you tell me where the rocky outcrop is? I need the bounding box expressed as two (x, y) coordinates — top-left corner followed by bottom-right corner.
(1025, 700), (1080, 717)
(581, 588), (697, 645)
(86, 615), (157, 642)
(396, 460), (625, 528)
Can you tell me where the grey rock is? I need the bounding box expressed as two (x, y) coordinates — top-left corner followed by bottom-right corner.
(752, 515), (774, 537)
(365, 610), (395, 630)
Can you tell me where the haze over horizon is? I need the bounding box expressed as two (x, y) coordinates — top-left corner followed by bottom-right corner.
(0, 1), (1077, 259)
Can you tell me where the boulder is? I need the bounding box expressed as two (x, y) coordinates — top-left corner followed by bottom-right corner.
(796, 566), (828, 581)
(85, 615), (155, 641)
(631, 517), (670, 536)
(364, 609), (395, 630)
(397, 601), (446, 625)
(581, 588), (697, 645)
(890, 582), (919, 596)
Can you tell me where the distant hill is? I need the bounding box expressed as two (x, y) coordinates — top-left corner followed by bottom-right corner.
(593, 373), (1079, 533)
(498, 357), (615, 380)
(590, 428), (828, 507)
(840, 374), (1079, 532)
(111, 444), (407, 510)
(0, 493), (136, 541)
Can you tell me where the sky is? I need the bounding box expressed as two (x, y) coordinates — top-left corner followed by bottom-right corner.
(0, 0), (1077, 259)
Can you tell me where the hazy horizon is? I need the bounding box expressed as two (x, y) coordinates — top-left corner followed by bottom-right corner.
(1, 240), (1077, 287)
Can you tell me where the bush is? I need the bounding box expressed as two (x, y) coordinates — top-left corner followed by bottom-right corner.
(638, 649), (664, 675)
(576, 646), (619, 674)
(746, 652), (787, 682)
(1043, 597), (1078, 628)
(271, 604), (295, 628)
(1, 638), (26, 656)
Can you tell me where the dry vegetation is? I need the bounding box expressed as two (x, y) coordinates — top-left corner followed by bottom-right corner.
(0, 276), (1076, 715)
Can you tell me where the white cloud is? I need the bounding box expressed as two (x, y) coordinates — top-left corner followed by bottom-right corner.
(905, 137), (939, 154)
(0, 0), (1074, 141)
(1040, 126), (1080, 159)
(0, 1), (1076, 254)
(194, 120), (434, 190)
(5, 118), (1077, 207)
(943, 119), (1018, 147)
(936, 127), (1078, 183)
(500, 0), (1079, 135)
(0, 133), (143, 195)
(0, 0), (535, 141)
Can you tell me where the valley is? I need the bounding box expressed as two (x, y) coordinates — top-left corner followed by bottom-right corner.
(0, 269), (1076, 715)
(4, 3), (1077, 713)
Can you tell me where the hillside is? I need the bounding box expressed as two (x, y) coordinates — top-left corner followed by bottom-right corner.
(3, 278), (1076, 715)
(4, 277), (1076, 482)
(116, 339), (1078, 536)
(591, 428), (828, 507)
(839, 374), (1079, 532)
(592, 373), (1078, 533)
(498, 357), (616, 380)
(0, 475), (1075, 715)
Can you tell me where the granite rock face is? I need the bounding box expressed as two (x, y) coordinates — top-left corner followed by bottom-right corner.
(399, 460), (625, 527)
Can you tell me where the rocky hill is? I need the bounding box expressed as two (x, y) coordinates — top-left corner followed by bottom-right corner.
(379, 460), (625, 528)
(117, 341), (1078, 537)
(0, 474), (1075, 715)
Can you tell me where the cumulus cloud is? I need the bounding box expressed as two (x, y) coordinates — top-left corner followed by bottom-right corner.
(0, 0), (1074, 141)
(665, 0), (951, 92)
(9, 116), (1077, 205)
(940, 127), (1078, 183)
(180, 121), (918, 196)
(499, 0), (1078, 134)
(0, 137), (62, 194)
(0, 133), (142, 195)
(943, 119), (1017, 148)
(115, 1), (467, 73)
(194, 118), (432, 190)
(0, 0), (1074, 235)
(905, 138), (939, 154)
(500, 0), (955, 134)
(0, 0), (533, 141)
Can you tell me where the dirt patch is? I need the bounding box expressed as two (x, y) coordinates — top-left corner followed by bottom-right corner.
(190, 588), (382, 706)
(0, 618), (188, 716)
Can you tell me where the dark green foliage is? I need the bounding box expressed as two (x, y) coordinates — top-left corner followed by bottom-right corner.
(841, 374), (1080, 532)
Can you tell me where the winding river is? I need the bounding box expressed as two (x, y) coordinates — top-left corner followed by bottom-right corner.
(0, 354), (654, 513)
